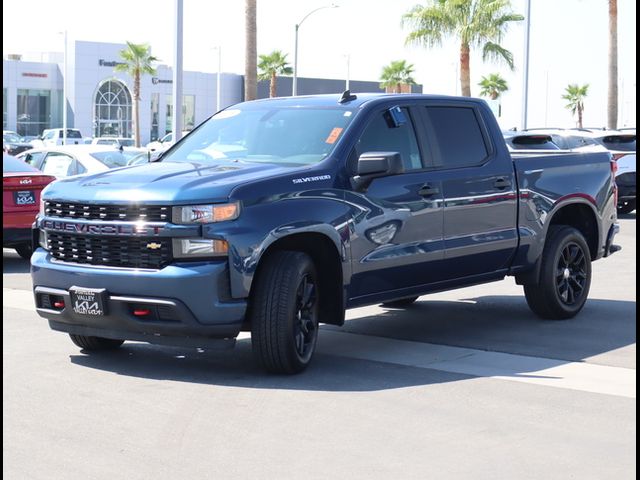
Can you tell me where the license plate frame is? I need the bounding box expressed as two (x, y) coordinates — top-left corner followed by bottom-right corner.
(13, 190), (36, 206)
(69, 286), (108, 316)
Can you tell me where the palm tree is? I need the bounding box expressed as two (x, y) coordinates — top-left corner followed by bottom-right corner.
(562, 84), (589, 128)
(379, 60), (416, 94)
(478, 73), (508, 100)
(245, 0), (257, 101)
(114, 42), (157, 147)
(258, 51), (293, 98)
(478, 72), (508, 117)
(607, 0), (618, 129)
(403, 0), (523, 97)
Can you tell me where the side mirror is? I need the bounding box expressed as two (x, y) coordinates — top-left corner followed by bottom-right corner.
(351, 151), (404, 191)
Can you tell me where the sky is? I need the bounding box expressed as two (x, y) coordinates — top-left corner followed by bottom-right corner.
(2, 0), (637, 129)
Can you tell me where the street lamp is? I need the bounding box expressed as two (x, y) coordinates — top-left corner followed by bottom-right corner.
(212, 46), (222, 111)
(58, 30), (68, 145)
(292, 3), (339, 96)
(343, 53), (350, 91)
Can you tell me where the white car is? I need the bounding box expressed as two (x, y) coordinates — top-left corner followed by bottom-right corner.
(91, 137), (136, 147)
(16, 145), (146, 178)
(146, 131), (191, 152)
(40, 128), (85, 147)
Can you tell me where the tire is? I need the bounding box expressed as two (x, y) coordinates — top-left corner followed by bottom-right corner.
(15, 244), (33, 260)
(250, 251), (320, 374)
(382, 296), (419, 308)
(524, 226), (592, 320)
(69, 334), (124, 351)
(617, 199), (636, 215)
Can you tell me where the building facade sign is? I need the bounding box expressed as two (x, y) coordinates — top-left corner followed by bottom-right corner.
(98, 59), (126, 67)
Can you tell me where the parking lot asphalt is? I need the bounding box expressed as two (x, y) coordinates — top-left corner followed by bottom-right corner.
(3, 214), (636, 479)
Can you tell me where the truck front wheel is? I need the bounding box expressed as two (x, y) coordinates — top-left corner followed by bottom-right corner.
(250, 251), (320, 374)
(69, 334), (124, 351)
(524, 226), (592, 320)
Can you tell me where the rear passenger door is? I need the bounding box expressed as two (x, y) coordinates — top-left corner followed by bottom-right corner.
(416, 102), (518, 279)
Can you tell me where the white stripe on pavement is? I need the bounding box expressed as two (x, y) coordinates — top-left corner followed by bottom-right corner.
(317, 330), (636, 399)
(5, 288), (635, 398)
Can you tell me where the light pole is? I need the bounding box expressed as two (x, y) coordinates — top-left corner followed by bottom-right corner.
(292, 3), (339, 96)
(58, 30), (68, 145)
(344, 53), (350, 91)
(172, 0), (184, 142)
(212, 46), (222, 111)
(521, 0), (531, 130)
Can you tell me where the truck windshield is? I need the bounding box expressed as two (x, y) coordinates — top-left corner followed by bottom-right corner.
(161, 107), (355, 166)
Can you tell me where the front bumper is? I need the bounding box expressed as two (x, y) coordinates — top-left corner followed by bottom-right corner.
(31, 248), (247, 345)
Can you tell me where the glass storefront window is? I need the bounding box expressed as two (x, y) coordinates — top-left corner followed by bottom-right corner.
(165, 95), (196, 134)
(94, 79), (132, 138)
(17, 89), (51, 136)
(150, 93), (159, 141)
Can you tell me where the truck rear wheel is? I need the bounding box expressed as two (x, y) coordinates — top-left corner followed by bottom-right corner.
(69, 334), (124, 351)
(250, 251), (319, 374)
(524, 226), (592, 320)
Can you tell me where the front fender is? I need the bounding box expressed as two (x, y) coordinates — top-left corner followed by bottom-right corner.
(206, 191), (352, 299)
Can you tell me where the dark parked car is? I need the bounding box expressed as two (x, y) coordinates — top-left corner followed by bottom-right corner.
(3, 154), (56, 259)
(3, 132), (35, 156)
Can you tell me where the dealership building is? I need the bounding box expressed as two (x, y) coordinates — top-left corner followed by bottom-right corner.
(3, 40), (420, 145)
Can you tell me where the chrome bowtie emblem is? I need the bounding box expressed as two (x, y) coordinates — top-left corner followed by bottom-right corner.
(146, 242), (162, 250)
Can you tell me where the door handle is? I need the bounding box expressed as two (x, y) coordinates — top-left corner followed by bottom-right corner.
(418, 184), (440, 197)
(494, 177), (511, 189)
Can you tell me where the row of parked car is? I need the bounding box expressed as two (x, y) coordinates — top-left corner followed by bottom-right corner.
(503, 127), (636, 214)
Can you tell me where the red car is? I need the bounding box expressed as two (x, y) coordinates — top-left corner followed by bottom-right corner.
(3, 154), (56, 259)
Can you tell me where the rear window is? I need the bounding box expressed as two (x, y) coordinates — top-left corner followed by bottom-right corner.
(599, 135), (636, 152)
(90, 151), (131, 168)
(510, 135), (560, 150)
(423, 107), (489, 168)
(3, 154), (38, 173)
(58, 130), (83, 139)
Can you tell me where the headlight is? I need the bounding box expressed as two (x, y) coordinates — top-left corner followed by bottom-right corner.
(172, 238), (228, 258)
(173, 202), (240, 224)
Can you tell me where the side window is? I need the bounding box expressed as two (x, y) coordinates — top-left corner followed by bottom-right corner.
(423, 107), (489, 168)
(356, 108), (422, 171)
(41, 152), (74, 177)
(43, 131), (55, 140)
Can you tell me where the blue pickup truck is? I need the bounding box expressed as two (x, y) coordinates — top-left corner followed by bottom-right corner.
(31, 93), (620, 373)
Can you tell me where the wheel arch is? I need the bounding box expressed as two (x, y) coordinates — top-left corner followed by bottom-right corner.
(516, 199), (600, 285)
(250, 230), (346, 326)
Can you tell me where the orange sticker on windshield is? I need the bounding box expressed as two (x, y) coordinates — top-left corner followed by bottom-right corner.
(325, 127), (343, 144)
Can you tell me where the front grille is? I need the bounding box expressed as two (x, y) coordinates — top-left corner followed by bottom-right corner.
(47, 233), (172, 269)
(45, 201), (170, 222)
(616, 173), (636, 187)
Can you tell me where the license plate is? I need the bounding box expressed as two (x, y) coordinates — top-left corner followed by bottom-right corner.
(14, 190), (35, 205)
(70, 286), (107, 316)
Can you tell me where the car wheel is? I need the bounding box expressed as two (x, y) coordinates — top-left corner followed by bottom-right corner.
(617, 199), (636, 215)
(69, 334), (124, 351)
(524, 226), (592, 320)
(15, 244), (33, 260)
(382, 296), (419, 308)
(251, 251), (319, 374)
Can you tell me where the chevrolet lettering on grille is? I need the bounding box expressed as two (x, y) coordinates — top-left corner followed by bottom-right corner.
(42, 219), (163, 236)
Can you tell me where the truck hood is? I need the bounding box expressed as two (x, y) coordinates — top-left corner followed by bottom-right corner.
(44, 160), (295, 204)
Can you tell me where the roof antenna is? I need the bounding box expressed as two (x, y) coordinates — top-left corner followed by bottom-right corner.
(339, 89), (357, 104)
